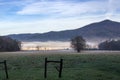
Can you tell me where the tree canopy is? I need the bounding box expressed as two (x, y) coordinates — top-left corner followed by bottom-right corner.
(98, 40), (120, 50)
(0, 36), (21, 52)
(71, 36), (86, 52)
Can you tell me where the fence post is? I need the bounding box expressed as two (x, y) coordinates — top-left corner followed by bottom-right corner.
(59, 59), (63, 78)
(44, 58), (47, 78)
(4, 60), (8, 79)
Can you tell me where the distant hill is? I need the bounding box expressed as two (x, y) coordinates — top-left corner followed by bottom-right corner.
(7, 19), (120, 42)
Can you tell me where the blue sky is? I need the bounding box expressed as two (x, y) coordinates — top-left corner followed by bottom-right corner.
(0, 0), (120, 35)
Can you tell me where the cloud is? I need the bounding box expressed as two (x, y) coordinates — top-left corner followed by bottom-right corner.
(2, 0), (120, 19)
(17, 0), (108, 17)
(1, 0), (120, 35)
(106, 0), (120, 19)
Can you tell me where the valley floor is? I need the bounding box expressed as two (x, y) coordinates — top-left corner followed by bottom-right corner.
(0, 50), (120, 80)
(1, 50), (120, 55)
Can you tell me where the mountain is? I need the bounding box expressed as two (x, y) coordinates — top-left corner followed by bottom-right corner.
(7, 19), (120, 42)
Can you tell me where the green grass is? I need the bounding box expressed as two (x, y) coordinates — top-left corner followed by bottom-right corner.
(0, 51), (120, 80)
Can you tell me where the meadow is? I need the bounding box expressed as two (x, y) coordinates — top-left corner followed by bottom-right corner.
(0, 50), (120, 80)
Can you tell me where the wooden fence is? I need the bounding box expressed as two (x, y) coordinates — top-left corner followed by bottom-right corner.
(44, 58), (63, 78)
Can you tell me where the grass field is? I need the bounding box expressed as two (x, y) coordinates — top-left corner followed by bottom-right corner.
(0, 50), (120, 80)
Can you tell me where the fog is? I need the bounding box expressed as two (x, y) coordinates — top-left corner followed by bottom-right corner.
(21, 41), (71, 50)
(21, 41), (99, 50)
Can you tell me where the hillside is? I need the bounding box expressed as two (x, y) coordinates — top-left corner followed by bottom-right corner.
(8, 19), (120, 42)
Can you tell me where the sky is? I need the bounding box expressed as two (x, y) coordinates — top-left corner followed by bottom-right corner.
(0, 0), (120, 35)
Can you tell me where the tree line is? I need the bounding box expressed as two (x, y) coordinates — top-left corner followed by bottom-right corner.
(98, 40), (120, 50)
(71, 36), (120, 52)
(0, 36), (21, 52)
(0, 35), (120, 52)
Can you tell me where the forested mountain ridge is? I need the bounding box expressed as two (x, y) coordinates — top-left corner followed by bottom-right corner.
(8, 20), (120, 42)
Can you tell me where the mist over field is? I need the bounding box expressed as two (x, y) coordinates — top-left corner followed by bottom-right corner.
(21, 41), (71, 50)
(21, 41), (98, 50)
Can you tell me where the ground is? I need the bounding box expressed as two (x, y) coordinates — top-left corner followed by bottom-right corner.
(0, 50), (120, 80)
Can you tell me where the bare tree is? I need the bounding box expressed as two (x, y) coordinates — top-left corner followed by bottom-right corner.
(71, 36), (86, 52)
